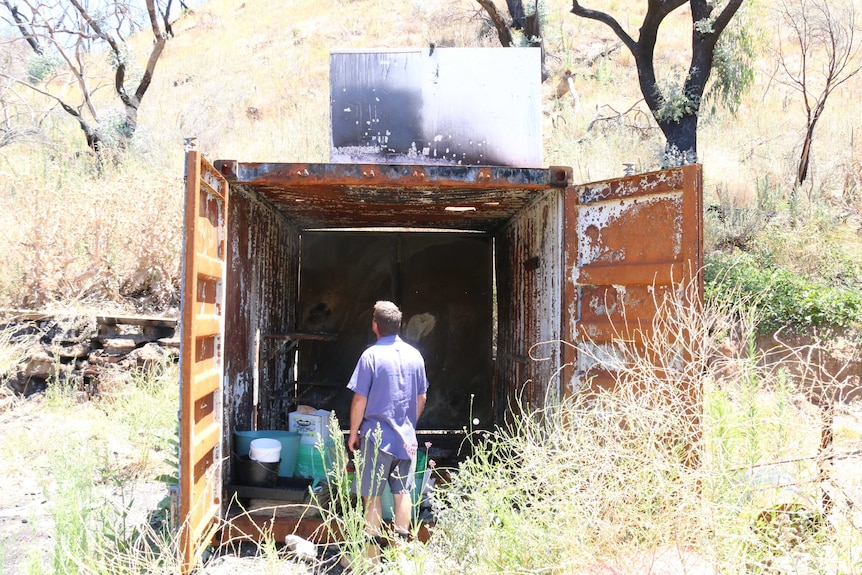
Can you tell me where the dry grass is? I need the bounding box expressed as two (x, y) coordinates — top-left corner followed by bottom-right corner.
(426, 282), (862, 574)
(0, 3), (857, 573)
(0, 151), (182, 312)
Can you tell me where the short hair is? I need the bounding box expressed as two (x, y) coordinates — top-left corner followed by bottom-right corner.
(373, 301), (402, 336)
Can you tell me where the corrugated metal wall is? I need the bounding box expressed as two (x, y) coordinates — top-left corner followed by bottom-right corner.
(495, 189), (564, 422)
(223, 185), (299, 439)
(562, 165), (703, 394)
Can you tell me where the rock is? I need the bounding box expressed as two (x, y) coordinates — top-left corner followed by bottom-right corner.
(284, 534), (317, 563)
(20, 350), (56, 379)
(100, 336), (147, 355)
(88, 351), (125, 365)
(124, 342), (174, 370)
(158, 336), (180, 349)
(3, 313), (179, 399)
(54, 342), (91, 360)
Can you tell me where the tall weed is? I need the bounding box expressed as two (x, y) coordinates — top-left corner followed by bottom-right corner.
(428, 282), (862, 574)
(1, 359), (182, 574)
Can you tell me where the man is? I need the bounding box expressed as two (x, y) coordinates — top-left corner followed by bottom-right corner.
(347, 300), (429, 546)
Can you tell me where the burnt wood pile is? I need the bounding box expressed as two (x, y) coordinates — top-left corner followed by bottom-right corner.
(1, 311), (178, 398)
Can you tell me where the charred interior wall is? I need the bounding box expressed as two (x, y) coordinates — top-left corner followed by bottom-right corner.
(223, 184), (299, 441)
(495, 189), (564, 422)
(295, 232), (494, 432)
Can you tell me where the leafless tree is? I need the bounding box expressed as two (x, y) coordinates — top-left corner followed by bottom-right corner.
(0, 0), (177, 158)
(476, 0), (545, 77)
(570, 0), (745, 166)
(0, 40), (48, 148)
(774, 0), (862, 186)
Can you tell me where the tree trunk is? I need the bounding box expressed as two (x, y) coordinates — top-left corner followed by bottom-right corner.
(476, 0), (514, 46)
(570, 0), (744, 168)
(658, 114), (698, 166)
(797, 99), (826, 185)
(506, 0), (526, 29)
(2, 0), (43, 55)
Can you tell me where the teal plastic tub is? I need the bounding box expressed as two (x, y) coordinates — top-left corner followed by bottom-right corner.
(234, 430), (301, 477)
(295, 441), (334, 481)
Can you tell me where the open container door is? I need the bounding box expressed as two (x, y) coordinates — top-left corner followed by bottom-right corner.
(562, 164), (703, 394)
(179, 151), (229, 571)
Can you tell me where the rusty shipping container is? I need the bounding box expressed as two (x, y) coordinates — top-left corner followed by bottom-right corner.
(177, 48), (703, 567)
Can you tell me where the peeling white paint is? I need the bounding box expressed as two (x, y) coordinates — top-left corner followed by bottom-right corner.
(578, 342), (627, 373)
(577, 169), (685, 204)
(577, 192), (682, 268)
(499, 189), (564, 404)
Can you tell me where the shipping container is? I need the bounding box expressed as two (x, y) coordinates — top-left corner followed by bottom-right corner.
(177, 48), (703, 567)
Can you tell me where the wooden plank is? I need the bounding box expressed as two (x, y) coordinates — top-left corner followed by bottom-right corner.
(227, 483), (311, 503)
(0, 309), (177, 325)
(264, 332), (337, 341)
(220, 514), (434, 546)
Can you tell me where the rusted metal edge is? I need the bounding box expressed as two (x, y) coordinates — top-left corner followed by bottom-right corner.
(214, 161), (572, 190)
(574, 165), (689, 204)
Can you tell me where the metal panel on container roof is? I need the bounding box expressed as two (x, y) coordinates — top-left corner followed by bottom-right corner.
(330, 48), (543, 168)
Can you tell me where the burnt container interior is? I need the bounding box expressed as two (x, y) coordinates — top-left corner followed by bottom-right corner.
(215, 161), (571, 464)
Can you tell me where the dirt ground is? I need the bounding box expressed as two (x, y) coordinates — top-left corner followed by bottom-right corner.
(0, 390), (352, 574)
(0, 394), (170, 573)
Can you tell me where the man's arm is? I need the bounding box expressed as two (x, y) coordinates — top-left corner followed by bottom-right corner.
(347, 392), (367, 452)
(417, 393), (426, 421)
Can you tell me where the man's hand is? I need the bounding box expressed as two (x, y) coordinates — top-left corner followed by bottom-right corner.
(348, 430), (360, 452)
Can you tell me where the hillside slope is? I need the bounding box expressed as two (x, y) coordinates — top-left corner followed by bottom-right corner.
(0, 0), (859, 313)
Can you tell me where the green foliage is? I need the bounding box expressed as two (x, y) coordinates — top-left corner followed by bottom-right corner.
(107, 360), (179, 455)
(703, 3), (761, 116)
(704, 176), (780, 251)
(0, 351), (183, 574)
(654, 76), (701, 123)
(25, 54), (60, 84)
(705, 249), (862, 333)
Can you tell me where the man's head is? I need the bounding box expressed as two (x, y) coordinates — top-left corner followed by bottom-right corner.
(372, 301), (402, 337)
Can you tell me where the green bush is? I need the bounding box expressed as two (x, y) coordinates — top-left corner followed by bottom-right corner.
(26, 54), (60, 83)
(705, 249), (862, 333)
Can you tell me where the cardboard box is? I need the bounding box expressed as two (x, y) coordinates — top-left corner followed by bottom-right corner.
(289, 409), (332, 446)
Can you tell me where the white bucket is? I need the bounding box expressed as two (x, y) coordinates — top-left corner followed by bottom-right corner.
(249, 438), (282, 463)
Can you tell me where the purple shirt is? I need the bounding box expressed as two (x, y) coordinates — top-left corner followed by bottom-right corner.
(347, 335), (429, 460)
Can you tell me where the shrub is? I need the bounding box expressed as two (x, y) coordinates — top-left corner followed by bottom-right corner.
(26, 54), (60, 83)
(428, 281), (861, 574)
(705, 249), (862, 334)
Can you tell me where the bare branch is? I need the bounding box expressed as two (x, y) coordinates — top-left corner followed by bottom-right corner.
(1, 0), (44, 55)
(0, 0), (170, 154)
(570, 1), (636, 53)
(772, 0), (862, 184)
